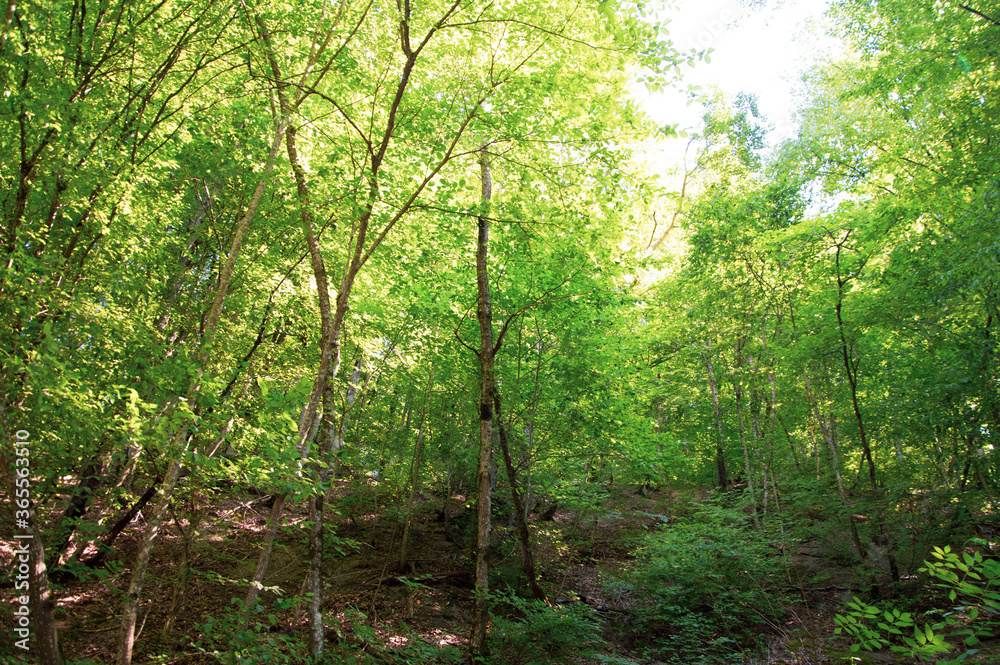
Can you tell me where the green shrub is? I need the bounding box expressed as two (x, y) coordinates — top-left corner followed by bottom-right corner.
(489, 591), (604, 665)
(191, 597), (310, 665)
(834, 545), (1000, 664)
(328, 607), (463, 665)
(612, 501), (785, 664)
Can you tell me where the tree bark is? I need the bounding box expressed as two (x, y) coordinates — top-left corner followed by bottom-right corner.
(806, 374), (867, 566)
(470, 149), (495, 661)
(28, 503), (63, 665)
(400, 366), (434, 569)
(705, 340), (728, 489)
(833, 241), (899, 583)
(1, 389), (64, 664)
(494, 396), (546, 601)
(733, 343), (760, 529)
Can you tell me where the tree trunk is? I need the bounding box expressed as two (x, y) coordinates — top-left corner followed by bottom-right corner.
(28, 505), (64, 665)
(833, 250), (899, 583)
(494, 396), (546, 601)
(734, 376), (760, 529)
(705, 340), (728, 489)
(470, 149), (495, 661)
(522, 331), (544, 525)
(775, 412), (803, 474)
(84, 481), (160, 568)
(733, 331), (760, 528)
(241, 16), (342, 639)
(162, 496), (202, 637)
(117, 441), (186, 665)
(116, 103), (292, 665)
(400, 366), (434, 569)
(806, 374), (867, 566)
(1, 409), (64, 665)
(304, 361), (359, 656)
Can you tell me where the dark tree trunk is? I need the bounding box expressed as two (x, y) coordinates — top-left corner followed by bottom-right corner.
(705, 341), (728, 489)
(400, 366), (434, 569)
(84, 481), (160, 569)
(833, 240), (899, 584)
(494, 397), (546, 601)
(46, 456), (104, 569)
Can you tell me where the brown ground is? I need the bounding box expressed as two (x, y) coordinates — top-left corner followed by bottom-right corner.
(2, 482), (998, 664)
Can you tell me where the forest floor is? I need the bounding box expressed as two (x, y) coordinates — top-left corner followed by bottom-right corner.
(4, 481), (999, 664)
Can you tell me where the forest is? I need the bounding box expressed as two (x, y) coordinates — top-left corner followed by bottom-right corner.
(0, 0), (998, 663)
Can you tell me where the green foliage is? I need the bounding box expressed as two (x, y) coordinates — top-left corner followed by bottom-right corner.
(0, 629), (30, 665)
(191, 599), (465, 664)
(330, 607), (464, 664)
(192, 598), (309, 665)
(612, 501), (785, 663)
(834, 546), (1000, 663)
(554, 480), (610, 527)
(488, 591), (604, 665)
(2, 0), (999, 661)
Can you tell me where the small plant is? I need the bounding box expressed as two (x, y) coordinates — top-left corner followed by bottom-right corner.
(331, 606), (463, 663)
(834, 545), (1000, 663)
(489, 591), (604, 665)
(609, 501), (785, 664)
(191, 597), (310, 665)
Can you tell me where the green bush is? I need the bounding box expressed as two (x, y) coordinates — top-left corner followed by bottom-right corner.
(489, 591), (604, 665)
(191, 597), (310, 665)
(331, 606), (464, 665)
(834, 545), (1000, 664)
(613, 501), (785, 664)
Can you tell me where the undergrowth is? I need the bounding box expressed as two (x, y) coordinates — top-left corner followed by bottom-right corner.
(608, 497), (787, 664)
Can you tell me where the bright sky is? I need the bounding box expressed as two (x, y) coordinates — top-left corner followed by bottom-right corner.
(637, 0), (841, 167)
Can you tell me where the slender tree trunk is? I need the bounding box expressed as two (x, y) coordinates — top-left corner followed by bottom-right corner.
(837, 307), (877, 492)
(806, 374), (867, 566)
(761, 325), (785, 499)
(245, 0), (459, 604)
(705, 340), (728, 489)
(750, 378), (765, 518)
(522, 331), (544, 524)
(734, 376), (760, 529)
(760, 422), (769, 520)
(286, 113), (337, 661)
(934, 427), (953, 490)
(400, 366), (434, 569)
(470, 150), (495, 661)
(120, 109), (291, 665)
(834, 258), (899, 583)
(83, 481), (160, 568)
(162, 496), (201, 637)
(1, 388), (64, 665)
(116, 111), (291, 661)
(27, 500), (63, 665)
(776, 412), (803, 473)
(493, 396), (546, 601)
(303, 357), (361, 654)
(117, 437), (187, 665)
(733, 331), (760, 527)
(241, 16), (342, 639)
